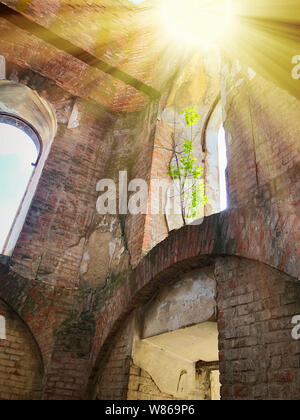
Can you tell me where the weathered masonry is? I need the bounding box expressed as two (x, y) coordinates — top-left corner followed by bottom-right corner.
(0, 0), (299, 400)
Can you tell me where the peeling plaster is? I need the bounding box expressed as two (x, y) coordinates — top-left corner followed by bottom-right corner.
(68, 102), (80, 129)
(80, 252), (90, 276)
(142, 268), (217, 338)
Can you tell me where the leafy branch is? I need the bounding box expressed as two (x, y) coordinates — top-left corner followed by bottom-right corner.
(167, 107), (208, 224)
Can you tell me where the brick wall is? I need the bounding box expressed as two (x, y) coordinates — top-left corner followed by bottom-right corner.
(127, 363), (178, 400)
(0, 299), (43, 400)
(6, 61), (158, 283)
(216, 256), (300, 400)
(117, 101), (159, 267)
(142, 120), (174, 254)
(223, 62), (300, 211)
(142, 54), (221, 255)
(91, 254), (300, 401)
(0, 61), (160, 399)
(0, 26), (298, 401)
(94, 316), (135, 400)
(9, 65), (116, 287)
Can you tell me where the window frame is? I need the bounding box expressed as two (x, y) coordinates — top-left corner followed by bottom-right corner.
(0, 112), (42, 165)
(0, 112), (43, 255)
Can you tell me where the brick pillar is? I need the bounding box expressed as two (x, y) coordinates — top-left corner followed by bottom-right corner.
(216, 256), (300, 400)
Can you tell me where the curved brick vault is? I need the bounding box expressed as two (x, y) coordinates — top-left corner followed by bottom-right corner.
(87, 204), (299, 395)
(0, 202), (299, 399)
(0, 0), (298, 402)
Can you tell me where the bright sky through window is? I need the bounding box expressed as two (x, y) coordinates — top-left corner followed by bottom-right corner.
(218, 125), (227, 211)
(0, 123), (38, 252)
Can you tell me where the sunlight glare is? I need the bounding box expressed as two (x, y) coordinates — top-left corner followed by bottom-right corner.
(157, 0), (235, 51)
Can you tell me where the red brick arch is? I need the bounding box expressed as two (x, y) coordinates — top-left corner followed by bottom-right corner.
(88, 205), (299, 391)
(0, 264), (67, 375)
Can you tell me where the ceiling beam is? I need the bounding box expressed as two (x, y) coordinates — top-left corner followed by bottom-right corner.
(0, 2), (161, 101)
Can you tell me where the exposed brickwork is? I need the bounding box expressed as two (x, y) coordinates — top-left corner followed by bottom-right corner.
(223, 63), (300, 213)
(94, 316), (135, 400)
(116, 102), (159, 267)
(0, 9), (151, 111)
(1, 0), (182, 93)
(216, 257), (300, 400)
(142, 54), (221, 255)
(0, 299), (43, 400)
(0, 61), (119, 399)
(0, 5), (298, 401)
(12, 101), (115, 287)
(91, 253), (300, 401)
(0, 60), (159, 399)
(89, 202), (299, 380)
(142, 120), (173, 254)
(2, 63), (115, 287)
(0, 263), (89, 400)
(127, 363), (178, 400)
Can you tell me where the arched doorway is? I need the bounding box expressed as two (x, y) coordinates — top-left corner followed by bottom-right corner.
(129, 267), (220, 400)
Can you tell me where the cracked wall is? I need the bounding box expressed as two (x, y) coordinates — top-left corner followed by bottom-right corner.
(0, 3), (299, 399)
(0, 56), (159, 399)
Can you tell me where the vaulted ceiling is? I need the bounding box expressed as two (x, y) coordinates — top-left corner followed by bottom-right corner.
(0, 0), (187, 111)
(0, 0), (299, 112)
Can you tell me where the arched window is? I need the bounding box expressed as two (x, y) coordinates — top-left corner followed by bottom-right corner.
(0, 115), (41, 252)
(0, 79), (57, 256)
(204, 101), (228, 215)
(218, 124), (228, 211)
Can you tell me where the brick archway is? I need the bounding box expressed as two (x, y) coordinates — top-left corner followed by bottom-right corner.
(0, 205), (298, 399)
(0, 295), (44, 399)
(0, 263), (67, 378)
(87, 205), (299, 396)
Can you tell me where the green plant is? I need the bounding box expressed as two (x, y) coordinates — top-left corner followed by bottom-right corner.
(181, 106), (201, 126)
(167, 107), (208, 223)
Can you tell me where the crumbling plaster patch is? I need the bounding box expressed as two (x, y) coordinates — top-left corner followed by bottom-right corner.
(78, 212), (130, 289)
(142, 267), (217, 338)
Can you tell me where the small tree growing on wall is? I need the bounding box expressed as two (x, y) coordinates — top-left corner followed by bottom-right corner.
(167, 106), (208, 224)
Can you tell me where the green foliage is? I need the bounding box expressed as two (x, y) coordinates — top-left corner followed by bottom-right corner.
(185, 181), (208, 219)
(167, 140), (203, 181)
(167, 106), (208, 222)
(180, 106), (201, 127)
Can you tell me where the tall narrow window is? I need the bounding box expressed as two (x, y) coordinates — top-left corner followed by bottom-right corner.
(0, 118), (40, 252)
(218, 125), (227, 211)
